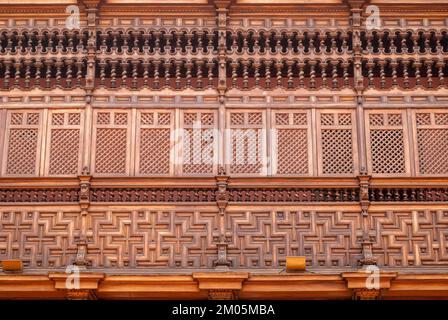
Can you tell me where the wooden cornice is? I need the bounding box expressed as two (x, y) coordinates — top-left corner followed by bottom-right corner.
(2, 271), (448, 299)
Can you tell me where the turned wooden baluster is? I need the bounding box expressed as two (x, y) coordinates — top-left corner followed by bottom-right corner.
(120, 61), (129, 88)
(436, 61), (445, 87)
(298, 61), (305, 88)
(242, 60), (250, 89)
(142, 61), (150, 88)
(287, 60), (294, 89)
(13, 61), (21, 88)
(35, 60), (42, 88)
(175, 60), (182, 89)
(185, 61), (193, 88)
(231, 61), (238, 88)
(196, 59), (204, 89)
(414, 60), (422, 87)
(24, 59), (31, 89)
(331, 60), (339, 89)
(275, 60), (283, 88)
(253, 61), (261, 88)
(55, 60), (63, 87)
(110, 60), (117, 88)
(378, 60), (386, 89)
(265, 59), (272, 89)
(131, 60), (139, 89)
(164, 60), (171, 88)
(207, 61), (214, 88)
(309, 60), (316, 89)
(425, 60), (433, 88)
(45, 59), (53, 88)
(153, 60), (161, 89)
(342, 61), (349, 88)
(321, 60), (327, 88)
(390, 60), (398, 88)
(65, 58), (74, 88)
(76, 60), (83, 88)
(402, 60), (410, 88)
(98, 60), (106, 88)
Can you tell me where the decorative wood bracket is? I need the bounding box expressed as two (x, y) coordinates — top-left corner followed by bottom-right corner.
(49, 272), (104, 300)
(193, 272), (248, 300)
(342, 271), (397, 300)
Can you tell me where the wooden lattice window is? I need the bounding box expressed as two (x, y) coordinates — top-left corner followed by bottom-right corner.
(414, 110), (448, 175)
(181, 110), (217, 175)
(317, 110), (356, 176)
(227, 111), (266, 175)
(2, 111), (43, 176)
(136, 110), (174, 176)
(366, 111), (409, 176)
(45, 111), (84, 176)
(272, 111), (311, 175)
(92, 110), (131, 175)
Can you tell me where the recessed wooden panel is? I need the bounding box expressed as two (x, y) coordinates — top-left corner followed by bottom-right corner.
(316, 110), (358, 177)
(1, 110), (44, 177)
(365, 110), (411, 177)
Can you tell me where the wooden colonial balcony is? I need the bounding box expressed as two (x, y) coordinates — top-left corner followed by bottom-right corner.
(0, 0), (447, 300)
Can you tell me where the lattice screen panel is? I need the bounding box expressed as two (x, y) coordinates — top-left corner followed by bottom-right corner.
(46, 111), (83, 176)
(272, 111), (311, 175)
(136, 110), (173, 176)
(93, 110), (131, 175)
(415, 111), (448, 175)
(227, 111), (266, 175)
(181, 111), (217, 175)
(2, 111), (42, 176)
(318, 111), (355, 175)
(367, 111), (408, 175)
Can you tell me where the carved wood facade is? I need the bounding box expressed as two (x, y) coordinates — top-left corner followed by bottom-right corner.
(0, 0), (448, 300)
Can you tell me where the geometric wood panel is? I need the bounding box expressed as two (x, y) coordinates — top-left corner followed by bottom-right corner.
(226, 210), (363, 268)
(370, 210), (448, 267)
(0, 210), (79, 268)
(87, 210), (218, 268)
(2, 208), (448, 270)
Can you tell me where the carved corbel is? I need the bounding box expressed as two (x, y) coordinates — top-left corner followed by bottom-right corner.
(78, 166), (92, 210)
(193, 272), (248, 300)
(49, 272), (104, 300)
(73, 236), (91, 268)
(342, 271), (397, 300)
(81, 0), (103, 28)
(66, 289), (97, 300)
(344, 0), (369, 27)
